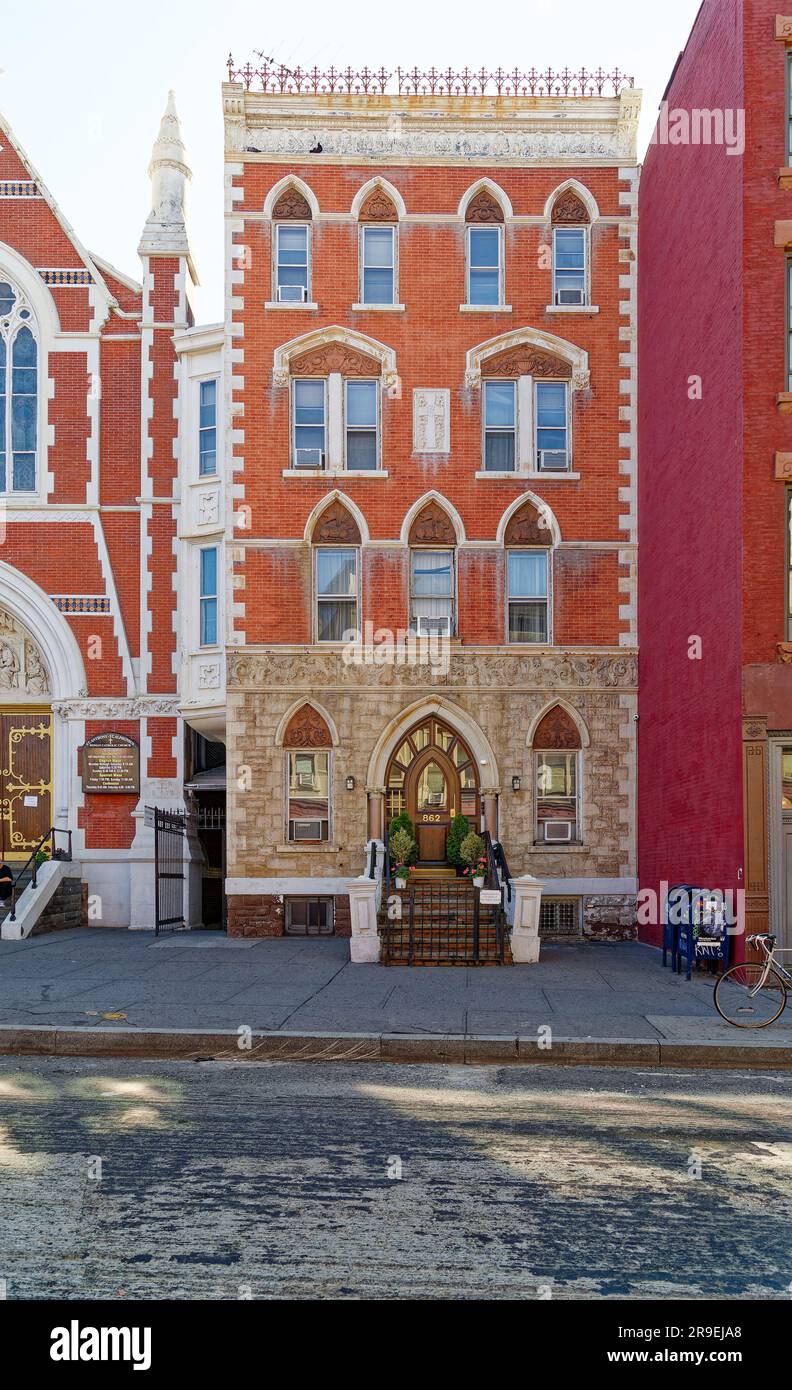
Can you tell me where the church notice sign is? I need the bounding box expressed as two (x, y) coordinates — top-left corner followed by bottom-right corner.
(81, 733), (140, 795)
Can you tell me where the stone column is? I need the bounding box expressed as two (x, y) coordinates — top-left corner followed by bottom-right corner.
(482, 793), (498, 839)
(511, 874), (545, 964)
(347, 874), (381, 963)
(367, 790), (384, 842)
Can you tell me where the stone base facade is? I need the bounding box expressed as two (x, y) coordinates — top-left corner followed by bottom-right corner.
(583, 893), (638, 941)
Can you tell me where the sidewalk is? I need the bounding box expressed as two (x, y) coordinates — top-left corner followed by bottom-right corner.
(0, 928), (790, 1066)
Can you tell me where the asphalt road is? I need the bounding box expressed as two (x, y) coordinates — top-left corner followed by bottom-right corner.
(1, 1058), (791, 1300)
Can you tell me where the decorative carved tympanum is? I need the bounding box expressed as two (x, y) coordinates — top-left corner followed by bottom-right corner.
(359, 189), (398, 222)
(272, 187), (312, 220)
(485, 345), (572, 379)
(465, 190), (504, 223)
(312, 499), (362, 545)
(0, 608), (50, 695)
(533, 705), (581, 749)
(408, 501), (456, 546)
(551, 190), (590, 224)
(283, 703), (332, 748)
(290, 343), (381, 377)
(504, 502), (551, 547)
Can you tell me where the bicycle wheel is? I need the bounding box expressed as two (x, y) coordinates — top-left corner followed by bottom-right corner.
(714, 962), (788, 1028)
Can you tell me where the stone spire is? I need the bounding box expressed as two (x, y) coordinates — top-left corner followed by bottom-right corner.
(139, 90), (193, 259)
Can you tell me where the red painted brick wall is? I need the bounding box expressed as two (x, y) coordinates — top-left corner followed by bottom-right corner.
(638, 0), (745, 942)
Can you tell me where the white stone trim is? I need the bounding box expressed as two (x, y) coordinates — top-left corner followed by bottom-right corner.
(273, 697), (340, 748)
(457, 177), (513, 221)
(350, 176), (406, 220)
(525, 697), (590, 749)
(272, 324), (398, 391)
(542, 178), (600, 222)
(303, 490), (370, 545)
(495, 492), (561, 547)
(399, 490), (465, 546)
(465, 325), (589, 390)
(263, 174), (320, 219)
(366, 693), (499, 792)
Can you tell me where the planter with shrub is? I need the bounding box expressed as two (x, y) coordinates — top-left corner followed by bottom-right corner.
(460, 832), (487, 888)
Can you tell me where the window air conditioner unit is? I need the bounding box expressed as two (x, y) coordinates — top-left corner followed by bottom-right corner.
(537, 450), (568, 472)
(415, 615), (451, 638)
(293, 819), (324, 841)
(278, 284), (307, 303)
(544, 820), (573, 843)
(555, 287), (585, 306)
(294, 448), (324, 470)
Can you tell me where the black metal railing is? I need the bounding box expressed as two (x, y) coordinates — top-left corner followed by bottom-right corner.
(483, 830), (500, 890)
(492, 837), (513, 903)
(7, 827), (72, 922)
(380, 879), (507, 965)
(227, 59), (635, 98)
(367, 839), (377, 879)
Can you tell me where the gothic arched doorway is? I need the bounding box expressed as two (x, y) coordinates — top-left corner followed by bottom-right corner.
(385, 716), (480, 864)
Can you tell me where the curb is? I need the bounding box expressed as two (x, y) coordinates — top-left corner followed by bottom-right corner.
(0, 1024), (791, 1068)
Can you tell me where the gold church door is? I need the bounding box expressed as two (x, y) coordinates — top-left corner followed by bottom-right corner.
(0, 709), (52, 860)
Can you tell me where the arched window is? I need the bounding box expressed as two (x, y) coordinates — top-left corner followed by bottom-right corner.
(532, 705), (582, 844)
(550, 187), (591, 308)
(0, 278), (37, 493)
(283, 704), (333, 843)
(357, 185), (399, 308)
(504, 500), (552, 643)
(311, 500), (362, 642)
(271, 185), (313, 304)
(408, 501), (457, 637)
(464, 189), (505, 307)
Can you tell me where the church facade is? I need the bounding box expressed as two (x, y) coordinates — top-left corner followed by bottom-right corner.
(0, 94), (205, 929)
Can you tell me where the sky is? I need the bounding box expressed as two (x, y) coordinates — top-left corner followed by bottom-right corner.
(0, 0), (702, 321)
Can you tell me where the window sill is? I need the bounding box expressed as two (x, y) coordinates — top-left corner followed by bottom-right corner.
(277, 844), (340, 854)
(531, 842), (587, 852)
(777, 392), (792, 415)
(264, 301), (319, 310)
(778, 168), (792, 189)
(459, 303), (512, 313)
(351, 303), (405, 312)
(475, 470), (580, 480)
(282, 468), (389, 478)
(545, 304), (599, 315)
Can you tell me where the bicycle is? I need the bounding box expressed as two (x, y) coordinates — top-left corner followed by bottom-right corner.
(713, 934), (792, 1028)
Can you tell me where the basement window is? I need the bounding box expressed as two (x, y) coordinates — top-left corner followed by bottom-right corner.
(284, 896), (334, 936)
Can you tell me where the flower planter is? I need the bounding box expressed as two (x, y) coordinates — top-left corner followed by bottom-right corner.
(472, 875), (485, 888)
(395, 876), (407, 890)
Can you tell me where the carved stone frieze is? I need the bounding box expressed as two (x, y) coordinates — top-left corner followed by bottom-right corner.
(52, 697), (181, 721)
(235, 124), (621, 162)
(485, 346), (572, 380)
(289, 343), (381, 377)
(312, 499), (362, 545)
(359, 189), (398, 222)
(465, 190), (504, 223)
(272, 187), (312, 220)
(227, 650), (637, 692)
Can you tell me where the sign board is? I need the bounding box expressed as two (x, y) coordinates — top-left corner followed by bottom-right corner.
(479, 889), (502, 905)
(82, 733), (140, 795)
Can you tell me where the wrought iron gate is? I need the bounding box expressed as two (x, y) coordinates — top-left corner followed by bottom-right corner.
(149, 806), (186, 934)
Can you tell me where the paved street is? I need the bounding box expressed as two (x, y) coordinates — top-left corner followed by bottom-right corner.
(1, 928), (782, 1042)
(1, 1057), (791, 1299)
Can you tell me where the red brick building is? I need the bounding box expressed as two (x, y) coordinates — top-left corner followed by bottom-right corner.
(221, 62), (641, 950)
(639, 0), (792, 951)
(0, 94), (201, 931)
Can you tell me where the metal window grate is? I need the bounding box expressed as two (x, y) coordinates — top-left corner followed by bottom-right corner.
(539, 897), (581, 938)
(285, 896), (334, 936)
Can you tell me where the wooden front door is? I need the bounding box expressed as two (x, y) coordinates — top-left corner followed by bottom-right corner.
(386, 716), (480, 865)
(409, 751), (454, 863)
(0, 709), (52, 860)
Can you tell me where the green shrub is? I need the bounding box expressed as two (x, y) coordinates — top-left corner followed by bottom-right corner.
(446, 813), (470, 867)
(388, 811), (418, 864)
(460, 832), (486, 868)
(389, 827), (416, 871)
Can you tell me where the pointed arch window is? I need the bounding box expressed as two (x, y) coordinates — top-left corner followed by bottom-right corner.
(532, 706), (582, 844)
(0, 279), (38, 493)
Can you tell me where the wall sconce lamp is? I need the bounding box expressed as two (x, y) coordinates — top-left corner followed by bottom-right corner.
(346, 775), (356, 791)
(511, 775), (521, 792)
